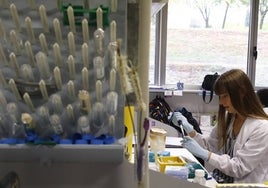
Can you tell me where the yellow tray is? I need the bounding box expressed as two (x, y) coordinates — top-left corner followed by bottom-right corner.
(156, 156), (186, 173)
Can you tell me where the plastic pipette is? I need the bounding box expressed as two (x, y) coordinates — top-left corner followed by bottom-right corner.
(178, 120), (185, 138)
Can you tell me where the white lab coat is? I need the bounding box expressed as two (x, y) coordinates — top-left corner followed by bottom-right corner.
(263, 107), (268, 114)
(194, 117), (268, 183)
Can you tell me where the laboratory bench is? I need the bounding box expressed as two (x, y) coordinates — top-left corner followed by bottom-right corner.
(146, 136), (218, 188)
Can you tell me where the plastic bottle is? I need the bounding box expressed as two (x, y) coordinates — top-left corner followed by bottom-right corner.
(193, 169), (206, 186)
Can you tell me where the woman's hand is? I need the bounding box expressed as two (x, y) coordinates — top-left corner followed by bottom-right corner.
(171, 112), (194, 134)
(181, 136), (210, 161)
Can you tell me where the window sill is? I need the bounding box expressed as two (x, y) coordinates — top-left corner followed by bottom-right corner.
(149, 85), (202, 94)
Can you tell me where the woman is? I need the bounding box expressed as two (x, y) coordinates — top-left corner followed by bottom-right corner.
(172, 69), (268, 183)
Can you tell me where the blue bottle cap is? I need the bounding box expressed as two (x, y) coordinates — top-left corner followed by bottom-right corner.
(91, 139), (104, 145)
(51, 134), (60, 143)
(59, 139), (72, 144)
(3, 138), (17, 145)
(72, 133), (82, 144)
(75, 139), (87, 144)
(104, 136), (116, 144)
(16, 139), (26, 144)
(26, 134), (36, 142)
(82, 134), (93, 141)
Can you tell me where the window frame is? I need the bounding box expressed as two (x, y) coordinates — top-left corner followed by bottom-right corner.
(151, 0), (262, 89)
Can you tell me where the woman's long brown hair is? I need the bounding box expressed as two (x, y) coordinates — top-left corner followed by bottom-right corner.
(214, 69), (268, 149)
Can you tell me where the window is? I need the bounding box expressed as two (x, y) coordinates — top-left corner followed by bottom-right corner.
(150, 0), (268, 88)
(255, 0), (268, 87)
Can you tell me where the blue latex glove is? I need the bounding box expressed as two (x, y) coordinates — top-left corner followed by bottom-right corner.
(181, 136), (209, 161)
(171, 112), (194, 134)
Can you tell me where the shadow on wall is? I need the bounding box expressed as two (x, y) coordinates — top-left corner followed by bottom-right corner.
(149, 91), (219, 114)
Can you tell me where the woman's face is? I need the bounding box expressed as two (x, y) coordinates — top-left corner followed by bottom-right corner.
(219, 92), (236, 113)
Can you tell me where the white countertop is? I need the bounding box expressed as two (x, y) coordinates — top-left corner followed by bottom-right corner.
(152, 146), (218, 188)
(136, 136), (218, 187)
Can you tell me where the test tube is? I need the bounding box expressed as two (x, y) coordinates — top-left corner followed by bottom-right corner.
(108, 42), (118, 70)
(53, 66), (62, 90)
(35, 106), (50, 137)
(25, 17), (35, 43)
(110, 68), (116, 91)
(53, 18), (63, 45)
(0, 19), (6, 40)
(92, 102), (104, 128)
(25, 41), (35, 66)
(49, 94), (63, 115)
(6, 102), (20, 123)
(93, 56), (105, 80)
(95, 80), (102, 102)
(37, 106), (49, 120)
(0, 43), (8, 66)
(39, 4), (49, 33)
(67, 80), (76, 101)
(0, 70), (7, 88)
(36, 51), (51, 80)
(39, 79), (48, 101)
(111, 0), (118, 13)
(82, 67), (89, 91)
(106, 91), (118, 116)
(78, 90), (91, 114)
(67, 55), (76, 80)
(77, 115), (90, 134)
(67, 6), (76, 33)
(9, 52), (19, 77)
(49, 114), (63, 135)
(82, 19), (89, 44)
(108, 115), (115, 135)
(66, 104), (74, 122)
(82, 43), (89, 68)
(0, 91), (7, 107)
(23, 92), (35, 112)
(68, 32), (76, 57)
(8, 79), (21, 101)
(110, 20), (117, 42)
(10, 4), (21, 32)
(53, 43), (63, 67)
(94, 28), (104, 56)
(20, 64), (35, 82)
(9, 30), (21, 55)
(96, 7), (103, 29)
(39, 33), (49, 55)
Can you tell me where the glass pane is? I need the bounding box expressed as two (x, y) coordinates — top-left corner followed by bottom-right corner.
(255, 2), (268, 87)
(165, 0), (249, 86)
(149, 14), (156, 85)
